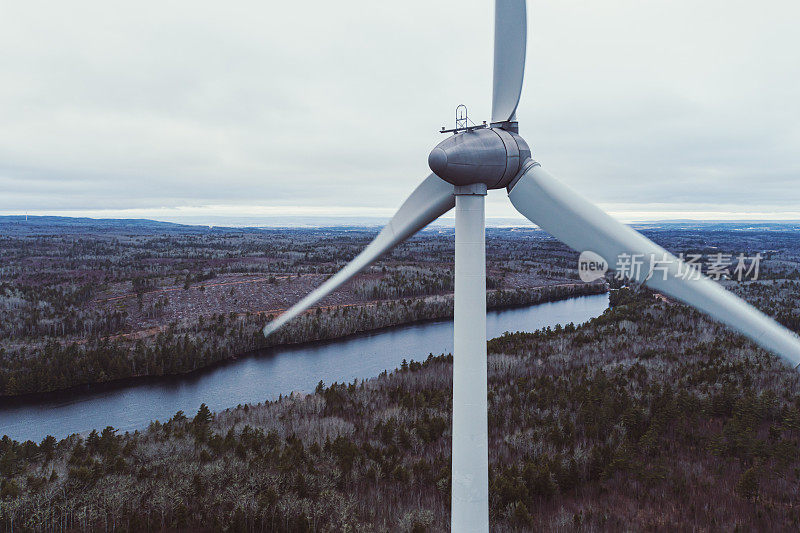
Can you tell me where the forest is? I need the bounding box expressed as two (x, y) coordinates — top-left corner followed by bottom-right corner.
(3, 218), (800, 530)
(1, 285), (800, 531)
(0, 218), (602, 396)
(5, 218), (800, 398)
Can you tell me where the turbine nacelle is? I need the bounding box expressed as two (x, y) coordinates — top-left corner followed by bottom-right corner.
(427, 127), (531, 189)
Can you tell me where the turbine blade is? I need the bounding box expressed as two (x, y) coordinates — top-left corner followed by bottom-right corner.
(507, 163), (800, 368)
(263, 174), (455, 336)
(491, 0), (527, 123)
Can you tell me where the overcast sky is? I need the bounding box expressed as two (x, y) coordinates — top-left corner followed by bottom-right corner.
(2, 0), (800, 223)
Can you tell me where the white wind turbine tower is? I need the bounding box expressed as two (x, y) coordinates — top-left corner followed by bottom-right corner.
(264, 1), (800, 531)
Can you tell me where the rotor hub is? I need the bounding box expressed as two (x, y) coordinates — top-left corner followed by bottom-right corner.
(428, 127), (531, 189)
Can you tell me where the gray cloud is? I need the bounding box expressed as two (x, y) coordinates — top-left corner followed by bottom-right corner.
(1, 0), (799, 222)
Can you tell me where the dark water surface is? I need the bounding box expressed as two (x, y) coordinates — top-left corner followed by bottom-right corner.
(0, 294), (609, 442)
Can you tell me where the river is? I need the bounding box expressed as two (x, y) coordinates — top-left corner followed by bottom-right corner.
(0, 293), (609, 442)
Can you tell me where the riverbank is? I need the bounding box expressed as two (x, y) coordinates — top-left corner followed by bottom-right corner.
(0, 294), (610, 442)
(0, 282), (605, 398)
(264, 282), (607, 347)
(2, 287), (798, 531)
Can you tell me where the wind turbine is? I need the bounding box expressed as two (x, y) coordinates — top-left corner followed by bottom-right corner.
(264, 1), (800, 531)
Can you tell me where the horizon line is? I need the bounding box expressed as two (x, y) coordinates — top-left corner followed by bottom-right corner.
(4, 213), (800, 230)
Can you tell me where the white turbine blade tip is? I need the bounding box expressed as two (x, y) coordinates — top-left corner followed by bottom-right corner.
(263, 315), (288, 337)
(257, 174), (454, 342)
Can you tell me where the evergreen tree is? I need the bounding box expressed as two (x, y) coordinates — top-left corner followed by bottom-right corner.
(193, 403), (212, 427)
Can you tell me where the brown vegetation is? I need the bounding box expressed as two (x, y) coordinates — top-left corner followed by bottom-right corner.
(0, 225), (596, 396)
(2, 286), (800, 531)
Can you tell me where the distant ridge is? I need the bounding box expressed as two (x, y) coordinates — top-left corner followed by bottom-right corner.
(0, 214), (532, 231)
(631, 220), (800, 231)
(1, 215), (186, 228)
(0, 215), (236, 236)
(636, 218), (800, 224)
(3, 215), (800, 234)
